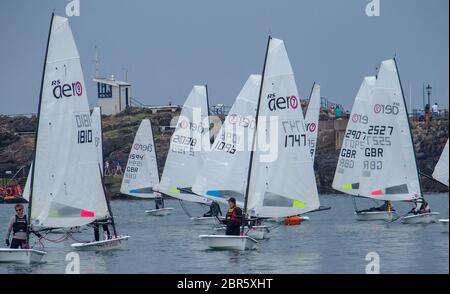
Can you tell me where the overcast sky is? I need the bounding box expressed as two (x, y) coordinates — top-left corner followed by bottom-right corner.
(0, 0), (448, 115)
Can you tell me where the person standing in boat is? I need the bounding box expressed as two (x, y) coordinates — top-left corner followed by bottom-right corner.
(92, 218), (111, 241)
(222, 197), (242, 236)
(203, 201), (222, 218)
(4, 204), (41, 248)
(154, 192), (165, 209)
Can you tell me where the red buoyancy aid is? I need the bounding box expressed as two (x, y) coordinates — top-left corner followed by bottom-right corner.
(226, 207), (241, 223)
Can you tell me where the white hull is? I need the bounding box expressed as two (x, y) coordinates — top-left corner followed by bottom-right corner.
(145, 207), (174, 216)
(71, 235), (130, 251)
(355, 211), (396, 221)
(439, 219), (449, 232)
(190, 216), (223, 225)
(401, 212), (440, 224)
(0, 248), (46, 264)
(199, 235), (257, 251)
(213, 226), (269, 240)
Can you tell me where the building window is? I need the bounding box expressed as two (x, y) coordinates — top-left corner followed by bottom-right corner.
(98, 83), (112, 98)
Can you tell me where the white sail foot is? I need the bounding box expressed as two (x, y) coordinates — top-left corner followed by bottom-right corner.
(401, 212), (440, 224)
(355, 211), (396, 221)
(144, 207), (174, 216)
(213, 225), (269, 240)
(71, 235), (130, 251)
(0, 248), (46, 264)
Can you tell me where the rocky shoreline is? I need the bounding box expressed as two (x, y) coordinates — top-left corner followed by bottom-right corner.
(0, 107), (448, 199)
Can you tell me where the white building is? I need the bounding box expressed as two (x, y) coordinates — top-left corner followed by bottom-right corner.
(93, 76), (131, 115)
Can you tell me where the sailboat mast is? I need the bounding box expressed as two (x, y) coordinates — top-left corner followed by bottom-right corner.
(393, 57), (424, 200)
(205, 84), (213, 146)
(241, 35), (271, 234)
(307, 82), (316, 114)
(99, 107), (105, 178)
(26, 13), (54, 244)
(97, 108), (118, 237)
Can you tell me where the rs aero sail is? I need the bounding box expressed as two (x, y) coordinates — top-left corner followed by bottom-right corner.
(120, 119), (174, 216)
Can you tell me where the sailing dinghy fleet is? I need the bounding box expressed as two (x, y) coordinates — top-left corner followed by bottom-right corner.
(0, 14), (448, 263)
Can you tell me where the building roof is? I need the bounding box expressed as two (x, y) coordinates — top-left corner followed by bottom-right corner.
(93, 77), (131, 87)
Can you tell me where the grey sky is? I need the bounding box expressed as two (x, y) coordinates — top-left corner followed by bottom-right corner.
(0, 0), (448, 115)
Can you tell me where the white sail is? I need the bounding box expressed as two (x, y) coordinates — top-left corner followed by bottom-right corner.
(22, 163), (32, 201)
(30, 16), (109, 228)
(191, 75), (261, 207)
(158, 86), (211, 203)
(332, 77), (375, 195)
(121, 119), (160, 198)
(247, 37), (320, 218)
(432, 139), (449, 186)
(304, 83), (321, 161)
(358, 59), (421, 201)
(91, 107), (103, 175)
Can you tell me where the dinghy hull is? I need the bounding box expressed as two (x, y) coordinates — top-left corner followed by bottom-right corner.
(355, 211), (396, 221)
(71, 235), (130, 251)
(401, 212), (440, 224)
(0, 248), (46, 264)
(199, 235), (257, 251)
(213, 226), (269, 240)
(145, 207), (174, 216)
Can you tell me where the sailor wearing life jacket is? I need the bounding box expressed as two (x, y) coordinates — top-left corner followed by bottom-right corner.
(222, 197), (242, 236)
(5, 204), (28, 248)
(408, 198), (431, 215)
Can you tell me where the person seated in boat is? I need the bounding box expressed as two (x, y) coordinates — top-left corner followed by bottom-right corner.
(373, 201), (395, 212)
(93, 218), (111, 241)
(408, 199), (431, 215)
(5, 204), (41, 248)
(203, 201), (222, 218)
(357, 201), (396, 213)
(154, 192), (165, 210)
(222, 197), (242, 236)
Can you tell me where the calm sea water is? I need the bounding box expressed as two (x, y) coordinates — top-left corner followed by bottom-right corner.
(0, 193), (448, 274)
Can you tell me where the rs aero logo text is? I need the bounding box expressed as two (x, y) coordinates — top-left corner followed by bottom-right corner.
(267, 93), (299, 111)
(52, 80), (83, 99)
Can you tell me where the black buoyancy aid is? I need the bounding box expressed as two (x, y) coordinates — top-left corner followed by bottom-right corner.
(226, 207), (240, 223)
(13, 214), (27, 234)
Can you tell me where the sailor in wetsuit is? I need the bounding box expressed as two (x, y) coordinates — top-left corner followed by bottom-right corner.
(5, 204), (41, 248)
